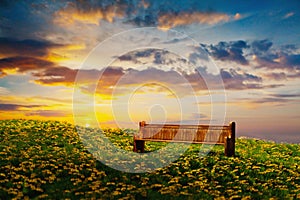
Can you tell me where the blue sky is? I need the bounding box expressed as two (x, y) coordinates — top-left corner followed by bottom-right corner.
(0, 0), (300, 143)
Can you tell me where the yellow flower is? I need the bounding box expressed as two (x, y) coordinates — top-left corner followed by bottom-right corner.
(112, 191), (121, 196)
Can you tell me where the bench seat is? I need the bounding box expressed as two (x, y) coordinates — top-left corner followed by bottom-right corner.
(133, 121), (236, 157)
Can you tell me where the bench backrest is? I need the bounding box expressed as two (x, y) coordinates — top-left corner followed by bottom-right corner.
(137, 121), (235, 144)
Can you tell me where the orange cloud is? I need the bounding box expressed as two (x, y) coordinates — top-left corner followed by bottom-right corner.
(54, 3), (125, 26)
(33, 66), (78, 86)
(234, 13), (242, 20)
(158, 11), (230, 29)
(0, 56), (54, 77)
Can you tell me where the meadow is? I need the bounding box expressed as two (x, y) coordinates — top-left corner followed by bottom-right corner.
(0, 119), (299, 199)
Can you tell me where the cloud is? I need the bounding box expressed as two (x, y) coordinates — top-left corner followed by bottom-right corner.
(200, 39), (299, 81)
(284, 54), (300, 68)
(220, 68), (263, 90)
(241, 96), (300, 106)
(244, 97), (290, 105)
(0, 56), (54, 77)
(234, 13), (242, 20)
(91, 67), (193, 97)
(129, 11), (157, 27)
(0, 101), (68, 118)
(1, 38), (297, 97)
(280, 44), (298, 54)
(191, 113), (209, 119)
(0, 37), (62, 58)
(24, 110), (67, 117)
(117, 49), (158, 64)
(118, 68), (182, 85)
(254, 52), (300, 72)
(234, 93), (300, 108)
(30, 64), (205, 97)
(0, 102), (67, 117)
(33, 66), (102, 86)
(200, 39), (300, 79)
(248, 40), (300, 75)
(269, 93), (300, 98)
(51, 0), (243, 31)
(287, 71), (300, 79)
(167, 115), (213, 125)
(0, 103), (42, 111)
(116, 49), (189, 66)
(203, 40), (249, 65)
(0, 104), (19, 111)
(251, 39), (273, 54)
(263, 72), (287, 80)
(158, 11), (230, 29)
(283, 12), (294, 19)
(28, 48), (278, 95)
(54, 2), (125, 26)
(94, 66), (271, 95)
(0, 1), (57, 40)
(33, 66), (77, 86)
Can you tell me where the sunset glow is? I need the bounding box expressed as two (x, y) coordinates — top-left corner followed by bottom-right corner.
(0, 0), (300, 143)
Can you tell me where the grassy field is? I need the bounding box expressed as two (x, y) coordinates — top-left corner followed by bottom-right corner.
(0, 119), (299, 199)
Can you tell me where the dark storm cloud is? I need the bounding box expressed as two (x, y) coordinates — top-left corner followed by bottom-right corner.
(251, 39), (273, 54)
(0, 37), (62, 57)
(202, 40), (249, 65)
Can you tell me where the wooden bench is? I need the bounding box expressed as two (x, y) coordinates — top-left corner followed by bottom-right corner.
(133, 121), (236, 157)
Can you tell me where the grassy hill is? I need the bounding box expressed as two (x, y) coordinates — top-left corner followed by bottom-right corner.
(0, 119), (299, 199)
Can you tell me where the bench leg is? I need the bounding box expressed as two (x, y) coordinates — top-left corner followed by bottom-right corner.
(225, 137), (235, 157)
(133, 140), (145, 153)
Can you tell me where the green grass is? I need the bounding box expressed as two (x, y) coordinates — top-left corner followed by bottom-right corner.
(0, 119), (299, 199)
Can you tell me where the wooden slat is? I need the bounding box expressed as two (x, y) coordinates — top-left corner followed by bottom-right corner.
(143, 124), (229, 129)
(140, 126), (230, 143)
(134, 138), (225, 145)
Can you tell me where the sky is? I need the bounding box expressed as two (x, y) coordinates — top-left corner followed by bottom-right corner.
(0, 0), (300, 143)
